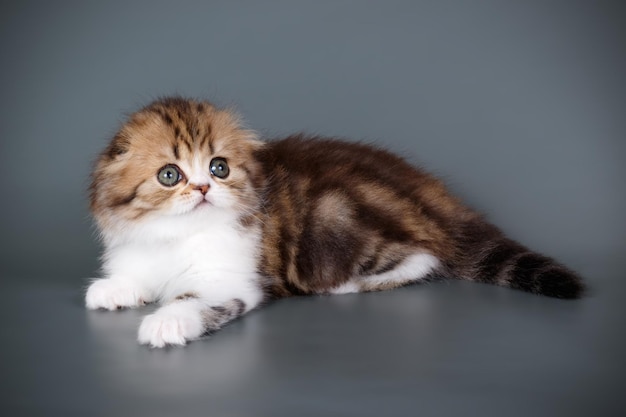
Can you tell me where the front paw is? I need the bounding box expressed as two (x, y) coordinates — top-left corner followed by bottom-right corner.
(85, 279), (147, 310)
(137, 303), (205, 348)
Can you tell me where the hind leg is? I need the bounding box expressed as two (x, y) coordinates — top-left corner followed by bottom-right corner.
(330, 252), (441, 294)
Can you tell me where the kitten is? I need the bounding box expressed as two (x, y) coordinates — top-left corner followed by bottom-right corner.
(86, 97), (584, 348)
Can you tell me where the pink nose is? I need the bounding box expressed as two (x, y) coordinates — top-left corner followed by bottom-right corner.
(193, 184), (210, 195)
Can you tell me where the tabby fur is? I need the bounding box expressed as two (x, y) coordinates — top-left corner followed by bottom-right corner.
(86, 97), (584, 348)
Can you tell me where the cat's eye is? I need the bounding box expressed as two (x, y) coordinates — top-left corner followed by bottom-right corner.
(157, 164), (183, 186)
(210, 157), (230, 179)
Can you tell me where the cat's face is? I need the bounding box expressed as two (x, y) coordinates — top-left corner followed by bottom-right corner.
(90, 98), (262, 234)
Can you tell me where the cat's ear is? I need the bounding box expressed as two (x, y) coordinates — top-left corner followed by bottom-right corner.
(244, 134), (265, 151)
(105, 132), (130, 159)
(229, 116), (264, 151)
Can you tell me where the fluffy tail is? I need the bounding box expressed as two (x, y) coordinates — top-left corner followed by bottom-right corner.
(452, 220), (585, 299)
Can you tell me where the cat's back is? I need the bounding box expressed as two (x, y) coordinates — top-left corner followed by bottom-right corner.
(258, 135), (428, 185)
(257, 135), (441, 193)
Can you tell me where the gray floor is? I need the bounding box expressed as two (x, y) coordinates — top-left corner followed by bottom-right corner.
(1, 1), (625, 416)
(2, 269), (625, 417)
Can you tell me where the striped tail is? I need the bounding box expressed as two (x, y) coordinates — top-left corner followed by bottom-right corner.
(454, 221), (585, 299)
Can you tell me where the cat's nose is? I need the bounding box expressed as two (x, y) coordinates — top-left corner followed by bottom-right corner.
(193, 184), (210, 195)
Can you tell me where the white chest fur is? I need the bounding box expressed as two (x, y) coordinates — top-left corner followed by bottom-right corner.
(101, 209), (262, 304)
(87, 209), (264, 348)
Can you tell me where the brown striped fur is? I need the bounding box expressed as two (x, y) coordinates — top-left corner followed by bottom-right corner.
(91, 97), (585, 301)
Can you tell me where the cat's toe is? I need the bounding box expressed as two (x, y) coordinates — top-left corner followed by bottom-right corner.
(137, 304), (204, 348)
(85, 279), (146, 310)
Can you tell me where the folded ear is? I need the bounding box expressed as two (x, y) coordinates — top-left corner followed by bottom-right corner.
(244, 135), (265, 151)
(218, 108), (265, 151)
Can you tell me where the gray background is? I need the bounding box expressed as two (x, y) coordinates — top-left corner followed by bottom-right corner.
(1, 1), (625, 416)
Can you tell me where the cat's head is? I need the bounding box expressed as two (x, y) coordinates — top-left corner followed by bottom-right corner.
(90, 97), (263, 242)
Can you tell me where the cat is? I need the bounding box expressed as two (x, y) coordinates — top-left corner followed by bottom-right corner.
(86, 97), (585, 348)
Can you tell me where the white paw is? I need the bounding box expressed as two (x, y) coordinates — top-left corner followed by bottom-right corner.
(85, 279), (147, 311)
(137, 303), (205, 348)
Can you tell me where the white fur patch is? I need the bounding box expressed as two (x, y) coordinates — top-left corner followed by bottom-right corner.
(329, 281), (361, 295)
(362, 252), (440, 287)
(85, 278), (149, 310)
(329, 252), (440, 294)
(86, 205), (263, 347)
(137, 299), (206, 348)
